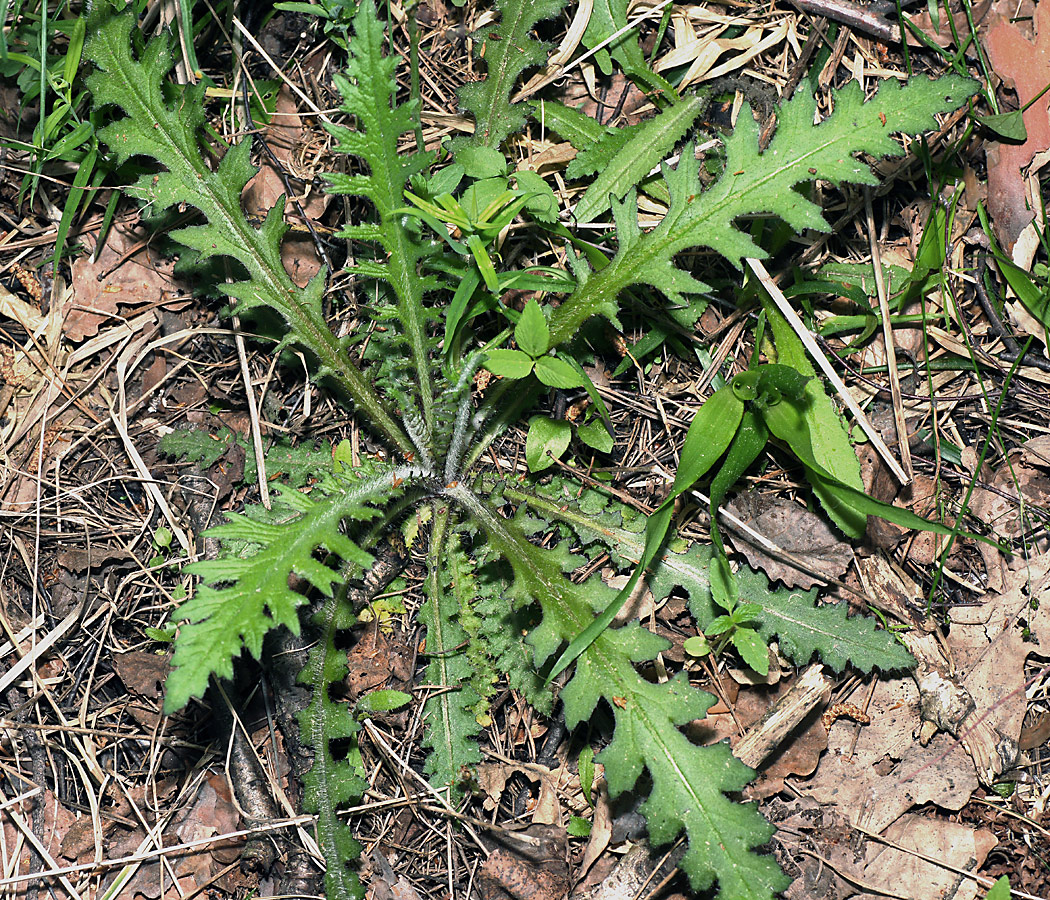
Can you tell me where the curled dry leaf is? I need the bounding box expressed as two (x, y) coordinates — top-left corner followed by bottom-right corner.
(724, 492), (853, 589)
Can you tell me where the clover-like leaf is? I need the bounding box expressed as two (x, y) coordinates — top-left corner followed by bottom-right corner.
(485, 349), (535, 379)
(534, 355), (583, 388)
(516, 298), (550, 357)
(526, 416), (571, 472)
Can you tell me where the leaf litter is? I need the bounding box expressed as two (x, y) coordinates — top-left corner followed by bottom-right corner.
(1, 0), (1050, 898)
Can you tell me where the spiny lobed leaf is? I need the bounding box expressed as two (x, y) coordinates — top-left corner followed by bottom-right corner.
(299, 592), (367, 900)
(83, 7), (413, 457)
(548, 74), (979, 348)
(324, 0), (439, 441)
(165, 467), (415, 713)
(420, 512), (483, 800)
(453, 0), (567, 154)
(503, 480), (911, 673)
(450, 484), (787, 898)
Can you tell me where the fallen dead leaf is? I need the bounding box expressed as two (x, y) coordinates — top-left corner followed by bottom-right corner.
(794, 553), (1050, 898)
(67, 229), (174, 341)
(476, 824), (568, 900)
(112, 650), (169, 698)
(346, 621), (415, 699)
(689, 673), (828, 799)
(1, 788), (77, 870)
(575, 777), (612, 885)
(476, 760), (563, 826)
(970, 440), (1050, 541)
(242, 86), (329, 289)
(773, 798), (996, 900)
(725, 492), (853, 589)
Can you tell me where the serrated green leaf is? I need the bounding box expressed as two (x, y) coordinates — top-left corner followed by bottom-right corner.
(452, 0), (568, 154)
(515, 298), (550, 357)
(567, 816), (592, 837)
(84, 6), (414, 457)
(165, 468), (406, 713)
(548, 74), (979, 347)
(451, 485), (789, 897)
(356, 690), (413, 713)
(300, 592), (367, 900)
(533, 98), (612, 152)
(485, 348), (535, 378)
(574, 94), (707, 224)
(534, 355), (583, 388)
(158, 427), (236, 470)
(707, 615), (735, 637)
(756, 587), (914, 673)
(421, 512), (482, 800)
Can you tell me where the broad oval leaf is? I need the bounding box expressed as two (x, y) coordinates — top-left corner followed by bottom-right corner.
(526, 416), (572, 472)
(534, 355), (584, 388)
(484, 348), (535, 379)
(516, 298), (550, 357)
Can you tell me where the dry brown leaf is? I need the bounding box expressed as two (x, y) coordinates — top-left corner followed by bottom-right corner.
(725, 493), (852, 589)
(970, 443), (1050, 540)
(984, 1), (1050, 249)
(345, 621), (415, 699)
(67, 229), (173, 341)
(476, 761), (563, 826)
(112, 650), (169, 698)
(476, 824), (568, 900)
(576, 778), (613, 884)
(1, 788), (77, 869)
(242, 86), (329, 289)
(799, 552), (1050, 894)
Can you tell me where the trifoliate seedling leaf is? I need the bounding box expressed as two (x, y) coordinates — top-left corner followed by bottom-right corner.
(526, 416), (572, 472)
(516, 298), (550, 357)
(534, 355), (583, 388)
(485, 349), (535, 379)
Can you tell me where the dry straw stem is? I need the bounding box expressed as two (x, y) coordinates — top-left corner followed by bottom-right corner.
(746, 257), (911, 485)
(864, 185), (914, 480)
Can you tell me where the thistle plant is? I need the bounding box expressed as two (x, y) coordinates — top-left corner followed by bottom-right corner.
(83, 1), (979, 897)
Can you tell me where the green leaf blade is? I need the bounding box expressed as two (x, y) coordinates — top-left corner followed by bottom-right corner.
(574, 94), (707, 224)
(164, 470), (405, 714)
(452, 0), (568, 155)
